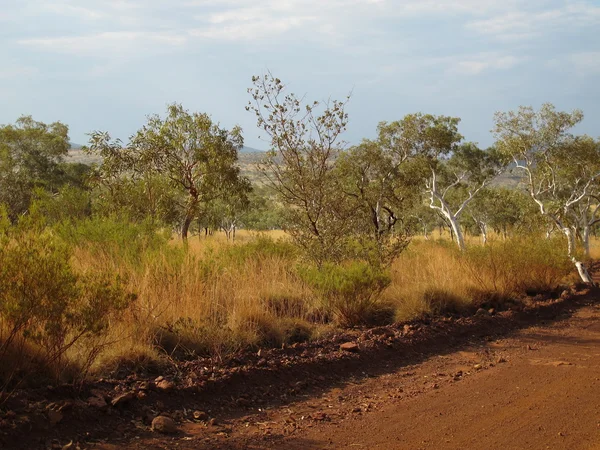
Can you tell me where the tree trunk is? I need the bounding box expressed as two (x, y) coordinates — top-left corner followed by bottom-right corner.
(582, 225), (591, 258)
(479, 222), (488, 245)
(423, 226), (429, 240)
(450, 218), (466, 251)
(574, 259), (593, 284)
(562, 227), (576, 257)
(181, 214), (193, 240)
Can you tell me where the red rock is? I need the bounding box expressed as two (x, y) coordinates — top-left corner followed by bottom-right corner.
(340, 342), (359, 352)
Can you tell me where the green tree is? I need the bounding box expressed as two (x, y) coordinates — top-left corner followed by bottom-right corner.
(88, 104), (251, 239)
(247, 74), (354, 265)
(0, 116), (70, 219)
(378, 114), (503, 251)
(493, 103), (599, 282)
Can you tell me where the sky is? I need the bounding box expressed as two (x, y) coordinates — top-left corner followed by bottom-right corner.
(1, 0), (599, 149)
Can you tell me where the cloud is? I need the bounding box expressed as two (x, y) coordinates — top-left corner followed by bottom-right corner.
(569, 51), (600, 75)
(451, 54), (522, 75)
(466, 2), (600, 40)
(0, 64), (38, 79)
(19, 32), (188, 55)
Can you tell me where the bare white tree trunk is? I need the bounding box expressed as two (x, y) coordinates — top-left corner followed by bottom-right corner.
(479, 222), (488, 245)
(446, 213), (466, 251)
(562, 227), (576, 257)
(573, 259), (593, 284)
(582, 225), (591, 258)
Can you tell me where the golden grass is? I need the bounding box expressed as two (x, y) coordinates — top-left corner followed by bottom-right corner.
(7, 229), (586, 380)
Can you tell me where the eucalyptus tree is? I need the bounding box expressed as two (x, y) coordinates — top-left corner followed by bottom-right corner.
(247, 74), (353, 265)
(493, 103), (599, 282)
(0, 116), (70, 219)
(379, 114), (503, 251)
(88, 104), (250, 240)
(335, 139), (421, 265)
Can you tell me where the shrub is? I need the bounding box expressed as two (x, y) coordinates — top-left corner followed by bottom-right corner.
(0, 210), (136, 387)
(463, 237), (572, 298)
(53, 215), (174, 268)
(299, 262), (392, 327)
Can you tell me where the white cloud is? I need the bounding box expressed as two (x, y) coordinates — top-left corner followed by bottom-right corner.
(451, 55), (521, 75)
(0, 64), (38, 79)
(19, 32), (187, 55)
(466, 2), (600, 40)
(569, 51), (600, 74)
(39, 3), (107, 20)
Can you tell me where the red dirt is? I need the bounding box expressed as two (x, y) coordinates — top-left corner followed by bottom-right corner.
(2, 289), (599, 449)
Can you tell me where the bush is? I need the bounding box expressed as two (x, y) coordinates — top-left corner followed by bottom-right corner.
(463, 237), (572, 298)
(0, 209), (136, 387)
(299, 262), (392, 327)
(53, 215), (174, 268)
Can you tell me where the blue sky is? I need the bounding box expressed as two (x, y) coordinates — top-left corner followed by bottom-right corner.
(1, 0), (599, 149)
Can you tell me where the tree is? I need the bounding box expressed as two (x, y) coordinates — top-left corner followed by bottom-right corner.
(88, 104), (251, 240)
(378, 114), (503, 251)
(247, 74), (353, 265)
(335, 136), (421, 265)
(0, 116), (70, 219)
(493, 103), (599, 282)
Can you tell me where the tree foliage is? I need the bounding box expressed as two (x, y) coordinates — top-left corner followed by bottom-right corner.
(88, 104), (251, 239)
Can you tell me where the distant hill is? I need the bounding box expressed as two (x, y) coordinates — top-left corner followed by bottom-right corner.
(241, 146), (264, 153)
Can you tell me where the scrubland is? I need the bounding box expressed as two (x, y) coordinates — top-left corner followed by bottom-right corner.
(0, 214), (587, 393)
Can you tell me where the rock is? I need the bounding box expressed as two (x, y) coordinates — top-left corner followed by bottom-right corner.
(497, 356), (507, 364)
(193, 410), (209, 421)
(156, 380), (175, 392)
(340, 342), (359, 352)
(155, 376), (164, 383)
(474, 364), (482, 370)
(138, 381), (152, 391)
(47, 410), (63, 425)
(475, 308), (490, 317)
(208, 417), (219, 426)
(560, 289), (570, 299)
(152, 416), (178, 434)
(87, 396), (107, 408)
(488, 308), (495, 315)
(111, 392), (136, 407)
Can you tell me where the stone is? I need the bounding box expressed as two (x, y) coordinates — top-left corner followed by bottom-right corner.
(474, 364), (482, 370)
(152, 416), (178, 434)
(87, 396), (107, 408)
(193, 410), (209, 421)
(47, 410), (63, 425)
(475, 308), (490, 317)
(138, 381), (152, 391)
(340, 342), (359, 352)
(156, 380), (175, 392)
(111, 392), (136, 407)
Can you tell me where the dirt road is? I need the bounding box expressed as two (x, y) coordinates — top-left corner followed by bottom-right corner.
(4, 293), (599, 450)
(116, 299), (600, 450)
(272, 304), (600, 450)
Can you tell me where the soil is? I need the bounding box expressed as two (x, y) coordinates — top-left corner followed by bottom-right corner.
(1, 286), (599, 449)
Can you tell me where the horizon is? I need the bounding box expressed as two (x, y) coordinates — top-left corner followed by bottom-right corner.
(1, 0), (599, 149)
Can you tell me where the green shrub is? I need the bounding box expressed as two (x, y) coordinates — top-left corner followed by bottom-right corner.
(299, 262), (391, 327)
(0, 210), (136, 387)
(463, 237), (572, 297)
(54, 215), (178, 268)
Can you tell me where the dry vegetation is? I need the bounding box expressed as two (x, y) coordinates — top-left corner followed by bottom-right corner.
(0, 216), (589, 393)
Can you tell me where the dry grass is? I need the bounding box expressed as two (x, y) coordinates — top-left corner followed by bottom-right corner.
(1, 226), (585, 384)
